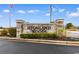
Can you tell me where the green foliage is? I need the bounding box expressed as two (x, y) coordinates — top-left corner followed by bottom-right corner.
(0, 27), (3, 29)
(66, 23), (73, 29)
(51, 33), (58, 39)
(58, 29), (64, 34)
(0, 29), (7, 36)
(8, 28), (16, 37)
(20, 33), (59, 39)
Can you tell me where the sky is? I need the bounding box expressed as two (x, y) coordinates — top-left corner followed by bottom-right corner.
(0, 4), (79, 27)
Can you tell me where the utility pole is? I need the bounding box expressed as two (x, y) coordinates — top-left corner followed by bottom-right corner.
(49, 4), (57, 34)
(50, 4), (52, 23)
(8, 4), (13, 28)
(9, 12), (11, 28)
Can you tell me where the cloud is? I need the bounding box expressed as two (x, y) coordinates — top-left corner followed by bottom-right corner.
(67, 7), (79, 18)
(67, 12), (79, 18)
(77, 7), (79, 12)
(17, 10), (26, 14)
(69, 12), (79, 17)
(3, 9), (10, 13)
(59, 9), (65, 12)
(45, 13), (50, 16)
(27, 10), (40, 13)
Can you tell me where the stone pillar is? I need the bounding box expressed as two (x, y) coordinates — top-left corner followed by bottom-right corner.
(48, 22), (56, 33)
(55, 19), (64, 35)
(51, 23), (55, 32)
(16, 20), (24, 38)
(23, 23), (28, 34)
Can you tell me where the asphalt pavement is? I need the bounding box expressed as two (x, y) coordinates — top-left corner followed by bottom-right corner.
(0, 39), (79, 54)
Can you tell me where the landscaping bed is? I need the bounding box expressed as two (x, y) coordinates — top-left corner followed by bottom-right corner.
(20, 33), (59, 40)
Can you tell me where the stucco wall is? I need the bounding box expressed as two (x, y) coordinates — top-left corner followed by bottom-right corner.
(66, 31), (79, 38)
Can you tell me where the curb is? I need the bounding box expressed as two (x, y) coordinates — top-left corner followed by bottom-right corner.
(1, 37), (79, 46)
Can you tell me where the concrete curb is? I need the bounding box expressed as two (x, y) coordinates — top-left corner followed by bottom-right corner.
(1, 37), (79, 46)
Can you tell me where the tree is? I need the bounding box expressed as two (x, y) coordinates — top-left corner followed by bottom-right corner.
(66, 23), (73, 29)
(0, 27), (3, 29)
(8, 28), (16, 37)
(0, 29), (7, 36)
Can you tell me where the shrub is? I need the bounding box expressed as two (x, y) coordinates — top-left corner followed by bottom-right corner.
(0, 29), (7, 36)
(20, 33), (59, 39)
(20, 34), (28, 39)
(57, 29), (64, 36)
(51, 33), (58, 39)
(8, 28), (16, 37)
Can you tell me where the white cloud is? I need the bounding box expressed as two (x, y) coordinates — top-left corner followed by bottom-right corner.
(45, 13), (50, 16)
(3, 9), (10, 13)
(67, 12), (79, 18)
(59, 9), (65, 12)
(77, 7), (79, 12)
(67, 7), (79, 18)
(69, 12), (79, 17)
(17, 10), (26, 14)
(27, 10), (40, 13)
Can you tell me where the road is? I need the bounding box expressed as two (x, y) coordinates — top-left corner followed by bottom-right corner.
(0, 39), (79, 54)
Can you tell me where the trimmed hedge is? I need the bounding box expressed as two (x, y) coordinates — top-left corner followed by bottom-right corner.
(20, 33), (59, 39)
